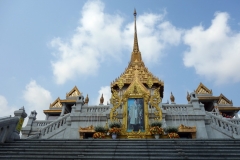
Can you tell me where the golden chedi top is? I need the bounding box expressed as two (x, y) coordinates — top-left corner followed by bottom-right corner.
(111, 9), (164, 98)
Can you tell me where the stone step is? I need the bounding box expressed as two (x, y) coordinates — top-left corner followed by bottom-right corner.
(4, 141), (240, 145)
(1, 152), (240, 160)
(1, 139), (240, 159)
(0, 155), (186, 160)
(0, 154), (239, 160)
(14, 139), (240, 143)
(1, 148), (239, 153)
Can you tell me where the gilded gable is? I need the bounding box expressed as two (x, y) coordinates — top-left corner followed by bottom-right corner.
(66, 86), (81, 98)
(50, 97), (62, 108)
(218, 94), (232, 105)
(195, 83), (212, 94)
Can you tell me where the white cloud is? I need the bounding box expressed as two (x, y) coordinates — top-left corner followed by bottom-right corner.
(96, 86), (111, 105)
(51, 0), (182, 84)
(0, 95), (18, 117)
(23, 80), (52, 121)
(183, 12), (240, 84)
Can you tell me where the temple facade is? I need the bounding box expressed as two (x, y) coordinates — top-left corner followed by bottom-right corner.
(21, 10), (240, 140)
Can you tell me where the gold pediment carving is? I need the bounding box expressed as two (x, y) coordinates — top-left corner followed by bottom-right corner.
(66, 86), (81, 98)
(178, 124), (196, 133)
(50, 97), (62, 108)
(111, 61), (163, 89)
(218, 94), (232, 105)
(196, 82), (212, 94)
(150, 87), (162, 120)
(123, 73), (150, 98)
(147, 77), (153, 88)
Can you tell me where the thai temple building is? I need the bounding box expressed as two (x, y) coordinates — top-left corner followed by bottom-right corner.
(20, 10), (240, 140)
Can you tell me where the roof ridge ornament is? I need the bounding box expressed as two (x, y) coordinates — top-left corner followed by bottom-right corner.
(130, 9), (142, 63)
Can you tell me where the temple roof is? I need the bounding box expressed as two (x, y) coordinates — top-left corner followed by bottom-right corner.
(195, 82), (212, 95)
(66, 86), (81, 98)
(111, 10), (164, 97)
(218, 93), (233, 105)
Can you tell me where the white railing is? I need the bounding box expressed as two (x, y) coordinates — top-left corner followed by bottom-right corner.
(39, 114), (70, 138)
(83, 106), (110, 113)
(228, 119), (240, 125)
(33, 120), (53, 127)
(206, 112), (240, 138)
(208, 112), (219, 116)
(207, 112), (240, 126)
(162, 105), (192, 114)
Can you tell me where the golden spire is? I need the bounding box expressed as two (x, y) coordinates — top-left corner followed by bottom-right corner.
(130, 9), (142, 63)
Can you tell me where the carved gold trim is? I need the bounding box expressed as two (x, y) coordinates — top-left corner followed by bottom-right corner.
(43, 110), (62, 113)
(149, 87), (162, 120)
(79, 125), (95, 139)
(218, 107), (240, 111)
(147, 77), (153, 88)
(178, 124), (196, 132)
(178, 124), (197, 139)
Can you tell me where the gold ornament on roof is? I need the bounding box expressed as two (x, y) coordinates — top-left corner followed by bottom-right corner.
(118, 78), (124, 89)
(170, 92), (175, 103)
(85, 94), (89, 104)
(187, 92), (190, 102)
(147, 77), (153, 88)
(100, 94), (104, 105)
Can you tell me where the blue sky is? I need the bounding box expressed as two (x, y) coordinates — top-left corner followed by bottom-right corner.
(1, 0), (240, 122)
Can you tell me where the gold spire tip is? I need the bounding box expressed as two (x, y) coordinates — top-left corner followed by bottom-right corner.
(134, 8), (137, 16)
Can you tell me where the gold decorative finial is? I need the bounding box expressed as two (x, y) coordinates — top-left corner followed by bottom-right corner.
(85, 94), (89, 104)
(130, 8), (142, 63)
(134, 8), (137, 16)
(170, 92), (175, 103)
(187, 92), (190, 103)
(100, 93), (104, 105)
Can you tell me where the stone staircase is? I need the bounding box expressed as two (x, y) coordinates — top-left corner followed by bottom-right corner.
(1, 139), (240, 159)
(206, 111), (240, 139)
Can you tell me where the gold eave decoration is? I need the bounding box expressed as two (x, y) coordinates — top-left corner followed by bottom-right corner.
(195, 82), (212, 94)
(66, 86), (81, 98)
(198, 96), (220, 100)
(111, 63), (164, 89)
(218, 107), (240, 111)
(60, 99), (76, 103)
(43, 110), (62, 113)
